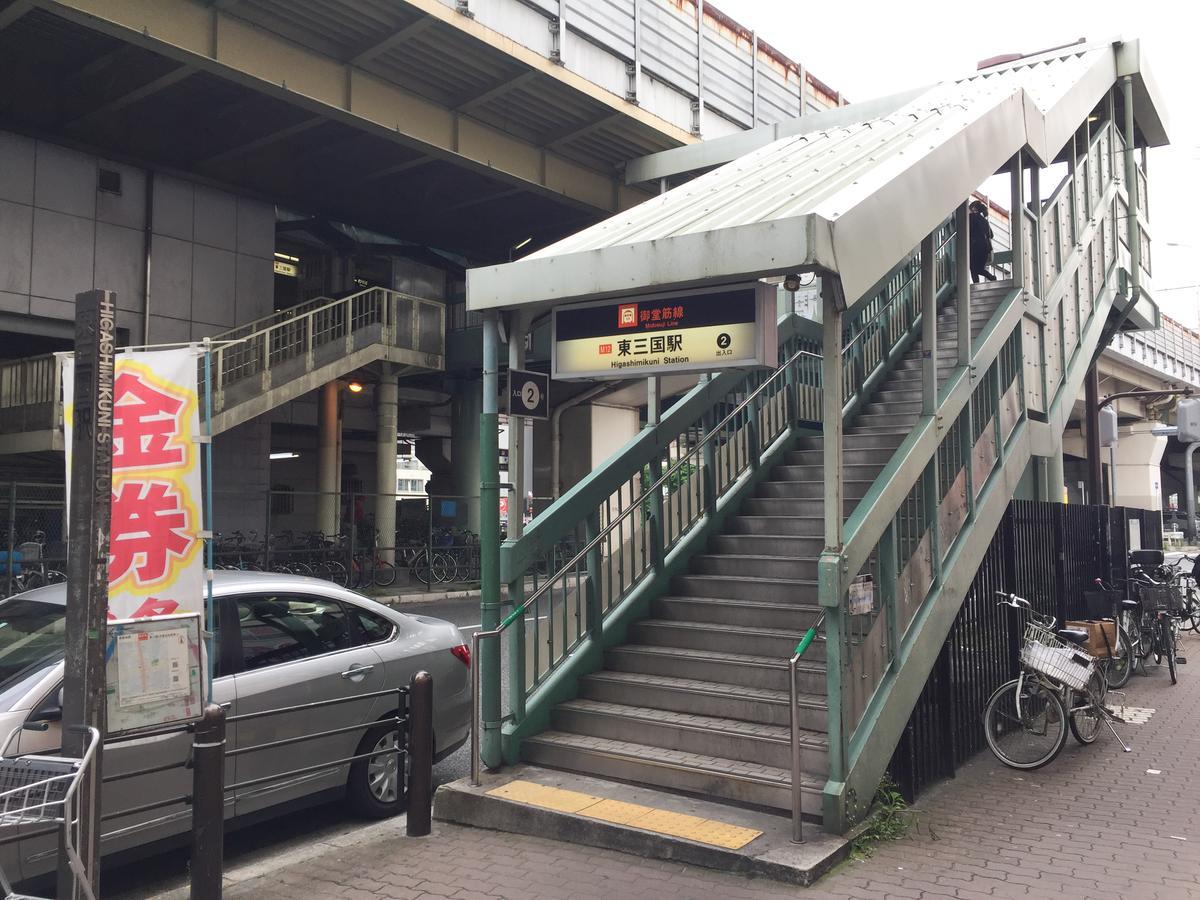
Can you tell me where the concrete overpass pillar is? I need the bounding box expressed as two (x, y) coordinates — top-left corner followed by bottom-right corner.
(1111, 423), (1166, 511)
(1044, 445), (1065, 503)
(451, 381), (483, 533)
(317, 381), (341, 537)
(374, 366), (399, 563)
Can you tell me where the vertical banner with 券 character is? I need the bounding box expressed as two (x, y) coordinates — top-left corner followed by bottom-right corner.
(64, 348), (205, 619)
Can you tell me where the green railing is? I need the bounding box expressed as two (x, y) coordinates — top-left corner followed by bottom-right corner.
(489, 232), (954, 759)
(841, 219), (955, 420)
(825, 120), (1135, 829)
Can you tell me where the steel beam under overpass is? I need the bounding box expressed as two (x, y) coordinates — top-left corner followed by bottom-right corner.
(33, 0), (683, 215)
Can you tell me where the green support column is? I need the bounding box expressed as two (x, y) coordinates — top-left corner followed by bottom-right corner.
(920, 233), (937, 415)
(818, 278), (847, 830)
(956, 203), (971, 368)
(1045, 444), (1065, 503)
(880, 522), (900, 668)
(479, 312), (502, 768)
(1121, 76), (1142, 294)
(646, 377), (665, 570)
(506, 316), (528, 730)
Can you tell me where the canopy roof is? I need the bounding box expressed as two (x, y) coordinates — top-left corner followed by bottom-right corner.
(468, 39), (1169, 314)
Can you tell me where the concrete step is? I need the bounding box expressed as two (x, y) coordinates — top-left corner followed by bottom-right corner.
(631, 619), (824, 660)
(579, 670), (828, 731)
(604, 644), (824, 693)
(841, 430), (909, 450)
(521, 731), (824, 815)
(755, 478), (875, 501)
(434, 766), (849, 887)
(724, 515), (824, 537)
(669, 573), (817, 605)
(863, 399), (921, 417)
(550, 699), (829, 775)
(690, 553), (816, 581)
(869, 388), (923, 406)
(770, 463), (881, 483)
(708, 533), (825, 558)
(785, 447), (894, 467)
(852, 413), (919, 431)
(653, 595), (823, 631)
(739, 497), (853, 518)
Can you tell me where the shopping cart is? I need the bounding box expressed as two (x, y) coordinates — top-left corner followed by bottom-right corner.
(0, 726), (99, 900)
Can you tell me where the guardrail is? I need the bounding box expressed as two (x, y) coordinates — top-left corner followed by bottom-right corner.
(0, 286), (446, 445)
(0, 674), (432, 900)
(828, 119), (1129, 830)
(208, 286), (445, 419)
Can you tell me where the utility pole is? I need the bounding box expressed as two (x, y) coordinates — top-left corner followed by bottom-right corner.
(59, 290), (115, 899)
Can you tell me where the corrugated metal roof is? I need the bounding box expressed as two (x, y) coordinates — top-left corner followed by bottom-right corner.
(468, 42), (1163, 312)
(534, 49), (1099, 258)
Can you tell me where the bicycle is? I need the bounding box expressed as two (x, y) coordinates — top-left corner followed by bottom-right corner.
(1167, 554), (1200, 633)
(983, 592), (1130, 770)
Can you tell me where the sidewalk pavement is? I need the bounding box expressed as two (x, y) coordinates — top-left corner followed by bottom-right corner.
(157, 631), (1200, 900)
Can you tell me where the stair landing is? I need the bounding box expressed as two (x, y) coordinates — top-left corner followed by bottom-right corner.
(435, 764), (849, 887)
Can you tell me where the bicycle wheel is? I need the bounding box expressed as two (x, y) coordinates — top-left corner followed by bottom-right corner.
(1069, 669), (1106, 745)
(983, 677), (1069, 769)
(1104, 626), (1134, 689)
(374, 560), (397, 588)
(1163, 618), (1178, 685)
(432, 552), (456, 584)
(410, 550), (432, 586)
(325, 560), (349, 588)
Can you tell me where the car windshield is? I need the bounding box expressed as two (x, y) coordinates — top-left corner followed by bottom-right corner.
(0, 596), (65, 712)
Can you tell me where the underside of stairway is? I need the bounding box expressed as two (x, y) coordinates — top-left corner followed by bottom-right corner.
(521, 281), (1011, 815)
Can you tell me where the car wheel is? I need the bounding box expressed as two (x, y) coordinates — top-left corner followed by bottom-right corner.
(347, 720), (407, 818)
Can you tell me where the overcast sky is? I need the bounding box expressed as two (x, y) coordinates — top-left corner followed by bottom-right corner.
(713, 0), (1200, 325)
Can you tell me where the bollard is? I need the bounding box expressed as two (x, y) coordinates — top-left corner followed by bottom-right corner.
(406, 671), (433, 837)
(191, 703), (227, 900)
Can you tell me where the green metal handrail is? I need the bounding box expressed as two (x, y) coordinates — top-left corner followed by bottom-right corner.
(826, 119), (1134, 831)
(472, 343), (823, 783)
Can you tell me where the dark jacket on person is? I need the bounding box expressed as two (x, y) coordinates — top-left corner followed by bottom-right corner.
(969, 209), (994, 268)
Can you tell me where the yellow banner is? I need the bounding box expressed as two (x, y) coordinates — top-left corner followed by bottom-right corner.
(64, 349), (205, 620)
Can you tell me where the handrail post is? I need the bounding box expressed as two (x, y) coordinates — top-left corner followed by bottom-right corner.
(920, 232), (937, 416)
(585, 511), (603, 638)
(507, 573), (526, 724)
(955, 204), (971, 369)
(190, 703), (226, 900)
(789, 653), (804, 843)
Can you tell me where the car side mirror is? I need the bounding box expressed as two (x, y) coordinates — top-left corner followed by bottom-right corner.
(25, 687), (63, 728)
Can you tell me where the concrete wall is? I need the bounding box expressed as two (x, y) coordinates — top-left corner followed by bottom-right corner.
(0, 129), (274, 345)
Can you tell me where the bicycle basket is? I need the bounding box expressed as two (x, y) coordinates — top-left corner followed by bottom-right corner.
(1083, 589), (1122, 620)
(1020, 621), (1094, 691)
(1136, 584), (1174, 612)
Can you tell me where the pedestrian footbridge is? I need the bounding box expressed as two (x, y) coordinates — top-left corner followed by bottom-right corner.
(0, 286), (445, 452)
(466, 39), (1170, 833)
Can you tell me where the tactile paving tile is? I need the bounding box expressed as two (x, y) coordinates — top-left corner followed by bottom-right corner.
(486, 780), (601, 813)
(486, 780), (763, 850)
(579, 798), (657, 825)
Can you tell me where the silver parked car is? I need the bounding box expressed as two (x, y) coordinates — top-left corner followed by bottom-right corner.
(0, 571), (471, 882)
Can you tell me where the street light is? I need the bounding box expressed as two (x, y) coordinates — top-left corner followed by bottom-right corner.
(347, 381), (364, 394)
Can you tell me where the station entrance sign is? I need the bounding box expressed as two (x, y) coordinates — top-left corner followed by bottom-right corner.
(551, 283), (777, 380)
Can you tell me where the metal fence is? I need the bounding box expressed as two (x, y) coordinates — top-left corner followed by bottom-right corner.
(1, 482), (67, 597)
(889, 499), (1164, 800)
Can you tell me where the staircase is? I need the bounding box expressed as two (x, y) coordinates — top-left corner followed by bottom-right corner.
(521, 283), (1009, 813)
(0, 286), (445, 453)
(471, 43), (1158, 838)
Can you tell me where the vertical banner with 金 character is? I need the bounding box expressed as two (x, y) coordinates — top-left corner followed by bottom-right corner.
(64, 348), (205, 619)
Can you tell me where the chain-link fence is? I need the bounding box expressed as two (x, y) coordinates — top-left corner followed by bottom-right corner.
(2, 482), (68, 596)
